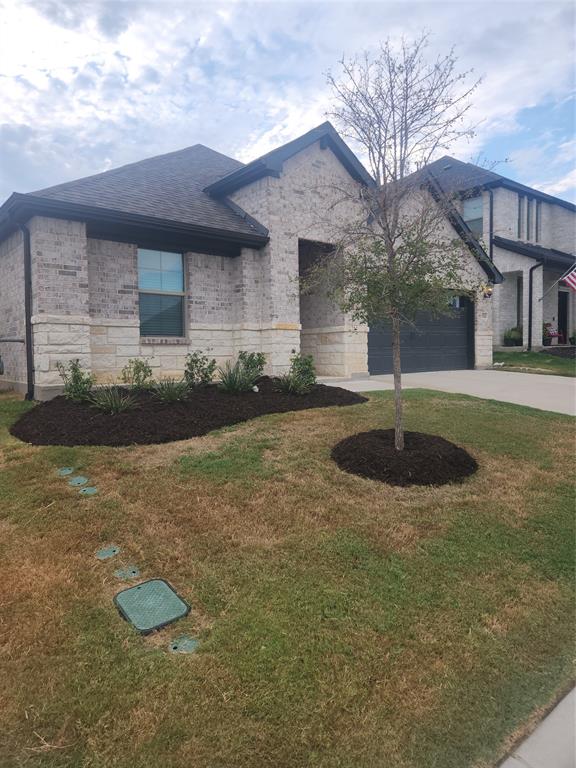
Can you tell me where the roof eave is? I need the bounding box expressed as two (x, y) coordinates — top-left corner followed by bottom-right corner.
(204, 122), (375, 198)
(493, 236), (576, 270)
(476, 179), (576, 212)
(425, 174), (503, 285)
(0, 193), (269, 250)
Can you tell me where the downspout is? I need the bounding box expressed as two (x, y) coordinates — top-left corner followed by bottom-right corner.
(20, 223), (35, 400)
(487, 189), (494, 262)
(527, 261), (543, 351)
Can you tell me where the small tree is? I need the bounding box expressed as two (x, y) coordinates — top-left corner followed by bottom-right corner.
(318, 34), (483, 450)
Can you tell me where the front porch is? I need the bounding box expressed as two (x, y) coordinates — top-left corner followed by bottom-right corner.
(493, 263), (575, 350)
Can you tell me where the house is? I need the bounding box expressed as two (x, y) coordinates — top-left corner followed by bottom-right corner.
(1, 121), (563, 400)
(415, 156), (576, 350)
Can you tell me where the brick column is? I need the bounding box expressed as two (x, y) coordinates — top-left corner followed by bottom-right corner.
(475, 291), (494, 368)
(29, 216), (91, 395)
(530, 265), (544, 349)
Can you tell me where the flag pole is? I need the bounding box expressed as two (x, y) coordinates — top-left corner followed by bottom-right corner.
(538, 261), (576, 302)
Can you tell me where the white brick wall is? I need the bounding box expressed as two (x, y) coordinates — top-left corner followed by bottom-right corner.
(0, 230), (26, 391)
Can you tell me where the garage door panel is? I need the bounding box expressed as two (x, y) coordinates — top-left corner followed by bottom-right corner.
(368, 300), (473, 374)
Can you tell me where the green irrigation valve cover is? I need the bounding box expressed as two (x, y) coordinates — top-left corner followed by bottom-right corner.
(169, 635), (199, 654)
(114, 566), (141, 581)
(95, 545), (121, 560)
(57, 467), (75, 477)
(80, 486), (98, 496)
(114, 579), (190, 635)
(69, 475), (88, 487)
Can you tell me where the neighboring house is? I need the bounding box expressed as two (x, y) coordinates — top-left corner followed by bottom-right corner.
(416, 157), (576, 350)
(0, 121), (538, 400)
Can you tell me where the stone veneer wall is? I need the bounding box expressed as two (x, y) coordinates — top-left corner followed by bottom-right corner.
(0, 230), (26, 392)
(30, 217), (92, 396)
(230, 141), (369, 376)
(24, 215), (301, 395)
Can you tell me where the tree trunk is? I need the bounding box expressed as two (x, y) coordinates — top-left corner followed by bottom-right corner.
(391, 313), (404, 451)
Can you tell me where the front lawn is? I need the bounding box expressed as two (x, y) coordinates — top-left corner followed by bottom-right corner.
(493, 349), (576, 376)
(0, 389), (574, 767)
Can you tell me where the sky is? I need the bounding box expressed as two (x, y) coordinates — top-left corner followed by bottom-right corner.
(0, 0), (574, 204)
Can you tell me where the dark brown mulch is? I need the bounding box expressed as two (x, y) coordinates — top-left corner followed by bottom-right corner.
(10, 377), (367, 447)
(331, 429), (478, 487)
(541, 347), (576, 359)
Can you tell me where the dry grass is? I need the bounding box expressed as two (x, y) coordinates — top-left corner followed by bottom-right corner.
(0, 389), (574, 768)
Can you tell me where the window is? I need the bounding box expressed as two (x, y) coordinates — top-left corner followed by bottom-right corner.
(526, 198), (532, 241)
(535, 201), (541, 242)
(462, 196), (483, 239)
(138, 249), (184, 337)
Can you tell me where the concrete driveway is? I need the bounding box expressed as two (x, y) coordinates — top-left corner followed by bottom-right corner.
(323, 370), (575, 415)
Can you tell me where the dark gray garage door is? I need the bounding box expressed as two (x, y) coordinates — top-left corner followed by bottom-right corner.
(368, 297), (474, 374)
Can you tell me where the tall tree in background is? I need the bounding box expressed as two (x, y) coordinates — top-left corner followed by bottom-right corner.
(322, 34), (482, 450)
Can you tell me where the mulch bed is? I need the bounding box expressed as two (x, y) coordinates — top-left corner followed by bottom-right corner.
(541, 347), (576, 359)
(10, 377), (367, 447)
(331, 429), (478, 487)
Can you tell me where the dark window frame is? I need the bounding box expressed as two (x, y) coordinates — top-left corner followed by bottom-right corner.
(137, 248), (186, 338)
(462, 195), (484, 240)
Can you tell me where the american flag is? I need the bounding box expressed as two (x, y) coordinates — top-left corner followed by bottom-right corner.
(564, 265), (576, 292)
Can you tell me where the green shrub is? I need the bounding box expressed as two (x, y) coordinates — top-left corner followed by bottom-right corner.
(56, 359), (95, 402)
(152, 378), (190, 402)
(121, 358), (153, 390)
(275, 351), (316, 395)
(238, 351), (266, 380)
(184, 351), (217, 387)
(503, 327), (523, 347)
(89, 386), (138, 414)
(218, 359), (260, 393)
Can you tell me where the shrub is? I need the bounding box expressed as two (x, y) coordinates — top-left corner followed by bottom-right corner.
(152, 378), (190, 402)
(275, 351), (316, 395)
(503, 326), (523, 347)
(184, 351), (217, 387)
(121, 358), (153, 390)
(218, 359), (260, 393)
(238, 351), (266, 380)
(56, 359), (95, 402)
(89, 386), (138, 414)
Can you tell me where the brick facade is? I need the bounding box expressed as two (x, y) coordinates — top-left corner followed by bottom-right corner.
(0, 231), (26, 392)
(13, 140), (576, 397)
(465, 188), (576, 348)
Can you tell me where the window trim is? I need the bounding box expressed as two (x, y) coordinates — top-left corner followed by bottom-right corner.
(462, 195), (484, 239)
(137, 248), (187, 339)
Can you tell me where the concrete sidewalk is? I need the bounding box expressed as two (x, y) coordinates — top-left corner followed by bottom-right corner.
(321, 370), (576, 415)
(500, 689), (575, 768)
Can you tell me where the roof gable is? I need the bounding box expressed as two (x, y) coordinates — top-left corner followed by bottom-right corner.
(204, 122), (375, 197)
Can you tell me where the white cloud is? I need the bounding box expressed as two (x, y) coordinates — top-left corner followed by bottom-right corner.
(536, 168), (576, 198)
(0, 0), (574, 201)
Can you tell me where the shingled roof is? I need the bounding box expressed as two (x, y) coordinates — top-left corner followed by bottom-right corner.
(25, 144), (265, 238)
(411, 155), (576, 212)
